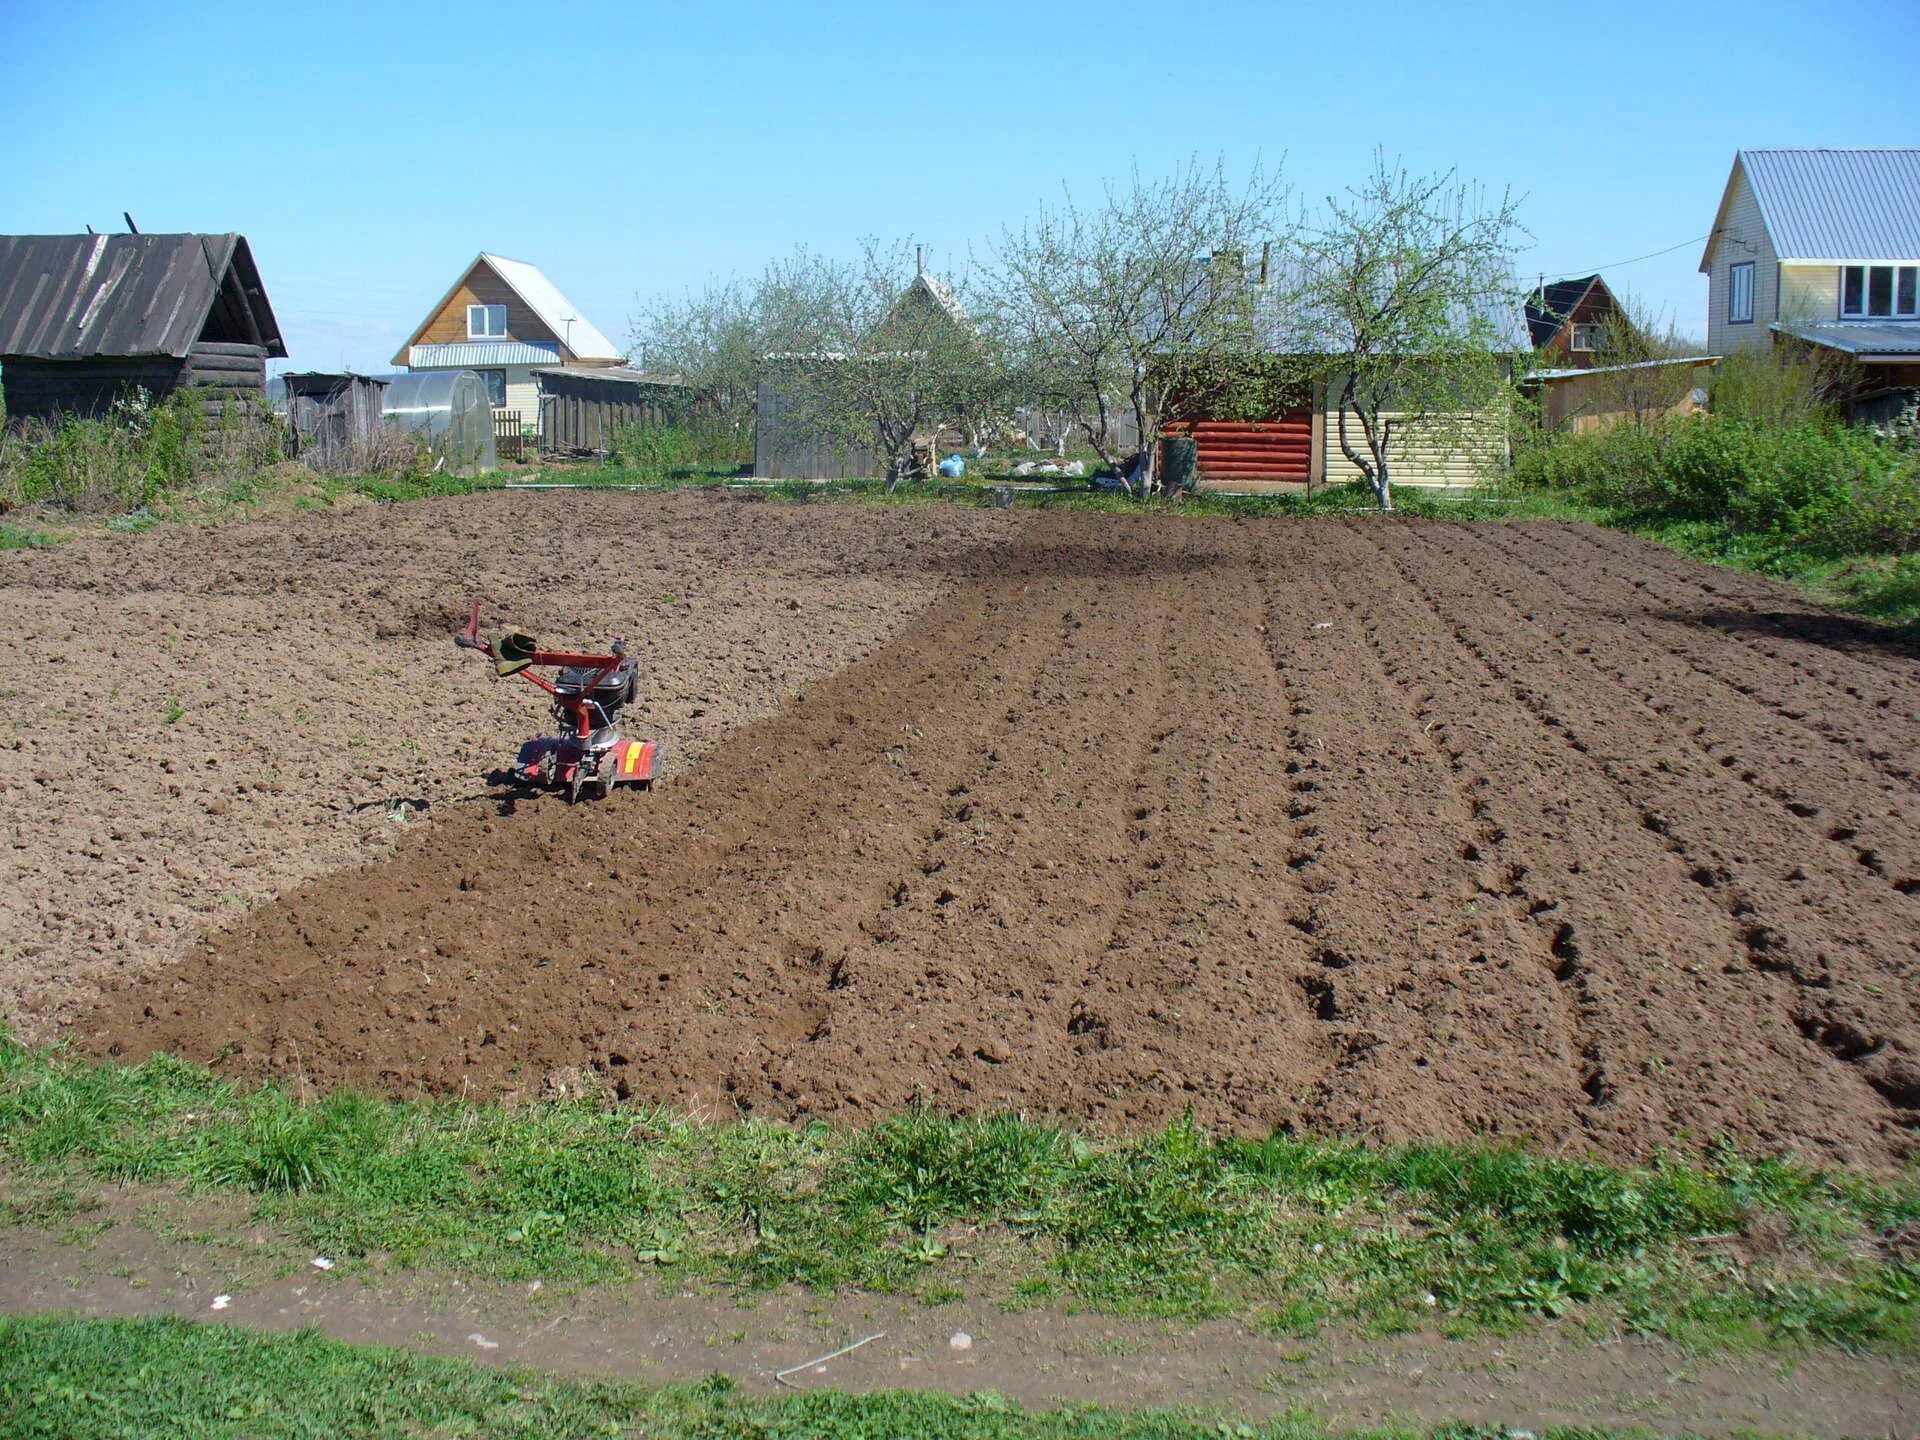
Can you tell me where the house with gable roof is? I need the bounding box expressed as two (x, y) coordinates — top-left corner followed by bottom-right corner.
(1525, 274), (1633, 369)
(1700, 149), (1920, 409)
(393, 252), (624, 436)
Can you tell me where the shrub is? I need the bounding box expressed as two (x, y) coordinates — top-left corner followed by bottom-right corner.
(1512, 412), (1920, 555)
(0, 388), (286, 514)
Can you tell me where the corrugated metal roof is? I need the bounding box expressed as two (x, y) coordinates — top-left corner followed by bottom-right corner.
(1525, 275), (1601, 347)
(1528, 356), (1717, 381)
(532, 365), (690, 387)
(0, 233), (286, 360)
(1771, 320), (1920, 357)
(481, 254), (623, 360)
(409, 340), (561, 368)
(1739, 149), (1920, 261)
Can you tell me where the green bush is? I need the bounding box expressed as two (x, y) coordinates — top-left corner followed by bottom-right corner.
(0, 388), (286, 514)
(1512, 412), (1920, 555)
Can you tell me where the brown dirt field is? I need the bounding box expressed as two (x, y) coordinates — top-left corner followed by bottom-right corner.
(1, 490), (1018, 1033)
(56, 501), (1920, 1167)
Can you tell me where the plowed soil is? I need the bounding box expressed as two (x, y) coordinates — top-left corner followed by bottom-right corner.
(1, 490), (1016, 1032)
(68, 503), (1920, 1166)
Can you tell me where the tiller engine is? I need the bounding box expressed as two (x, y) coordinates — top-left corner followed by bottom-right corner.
(455, 601), (659, 801)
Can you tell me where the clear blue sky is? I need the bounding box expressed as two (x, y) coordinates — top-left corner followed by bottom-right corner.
(4, 0), (1916, 372)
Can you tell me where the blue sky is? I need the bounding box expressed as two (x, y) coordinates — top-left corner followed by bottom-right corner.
(4, 0), (1916, 372)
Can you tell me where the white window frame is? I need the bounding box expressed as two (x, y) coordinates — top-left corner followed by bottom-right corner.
(478, 368), (508, 408)
(467, 303), (508, 340)
(1727, 262), (1754, 325)
(1840, 264), (1919, 319)
(1570, 322), (1602, 352)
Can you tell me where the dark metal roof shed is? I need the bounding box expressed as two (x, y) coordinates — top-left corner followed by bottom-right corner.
(1524, 274), (1601, 348)
(0, 233), (286, 361)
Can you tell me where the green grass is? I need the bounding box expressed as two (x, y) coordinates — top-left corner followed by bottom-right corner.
(0, 1314), (1667, 1440)
(0, 521), (59, 550)
(2, 1036), (1915, 1351)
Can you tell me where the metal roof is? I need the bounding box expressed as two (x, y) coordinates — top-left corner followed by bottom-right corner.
(1528, 355), (1717, 381)
(1736, 150), (1920, 262)
(0, 233), (285, 360)
(1771, 320), (1920, 357)
(408, 340), (561, 368)
(480, 254), (622, 360)
(532, 365), (689, 388)
(1524, 274), (1602, 347)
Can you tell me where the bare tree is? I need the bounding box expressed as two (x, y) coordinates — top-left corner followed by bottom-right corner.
(1284, 157), (1528, 511)
(768, 241), (1003, 483)
(637, 244), (1003, 482)
(980, 158), (1295, 493)
(1578, 296), (1707, 432)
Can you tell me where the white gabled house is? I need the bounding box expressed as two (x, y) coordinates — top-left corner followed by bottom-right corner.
(392, 253), (625, 436)
(1700, 149), (1920, 409)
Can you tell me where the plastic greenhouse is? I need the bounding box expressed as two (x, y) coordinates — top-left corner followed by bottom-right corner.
(381, 370), (496, 475)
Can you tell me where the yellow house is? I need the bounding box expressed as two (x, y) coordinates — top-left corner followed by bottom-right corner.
(392, 252), (624, 436)
(1700, 149), (1920, 369)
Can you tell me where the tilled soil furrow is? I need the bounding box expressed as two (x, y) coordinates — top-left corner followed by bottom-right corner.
(1375, 522), (1917, 1151)
(56, 506), (1920, 1165)
(1255, 527), (1593, 1146)
(1494, 525), (1920, 792)
(1057, 529), (1330, 1129)
(1456, 523), (1920, 894)
(1546, 523), (1920, 717)
(1325, 522), (1769, 1152)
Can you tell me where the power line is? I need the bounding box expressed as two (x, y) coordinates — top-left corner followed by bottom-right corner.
(1532, 231), (1717, 285)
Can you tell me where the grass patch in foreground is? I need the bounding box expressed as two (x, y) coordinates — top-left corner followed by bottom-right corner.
(0, 1314), (1658, 1440)
(2, 1037), (1916, 1351)
(0, 521), (59, 550)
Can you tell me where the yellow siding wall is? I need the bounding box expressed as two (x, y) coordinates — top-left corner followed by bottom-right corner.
(1321, 400), (1510, 489)
(1705, 166), (1778, 354)
(503, 367), (542, 434)
(1780, 265), (1842, 324)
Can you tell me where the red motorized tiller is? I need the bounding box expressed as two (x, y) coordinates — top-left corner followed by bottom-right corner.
(455, 601), (659, 801)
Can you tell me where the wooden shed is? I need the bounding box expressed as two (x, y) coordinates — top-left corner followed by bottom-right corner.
(536, 367), (690, 455)
(0, 233), (285, 424)
(281, 372), (392, 471)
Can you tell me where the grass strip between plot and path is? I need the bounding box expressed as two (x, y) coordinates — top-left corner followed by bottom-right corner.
(0, 1313), (1670, 1440)
(3, 1034), (1916, 1352)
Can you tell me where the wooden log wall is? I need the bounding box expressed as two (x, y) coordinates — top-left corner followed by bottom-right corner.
(2, 342), (269, 426)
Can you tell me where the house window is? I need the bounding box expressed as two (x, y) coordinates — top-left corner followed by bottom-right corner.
(478, 369), (507, 407)
(467, 304), (508, 339)
(1841, 264), (1919, 318)
(1728, 262), (1754, 325)
(1570, 323), (1602, 352)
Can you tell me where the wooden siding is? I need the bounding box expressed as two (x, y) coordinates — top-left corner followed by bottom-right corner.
(1321, 397), (1510, 489)
(1780, 264), (1842, 324)
(1534, 283), (1620, 368)
(412, 261), (561, 351)
(753, 377), (881, 479)
(1705, 166), (1779, 354)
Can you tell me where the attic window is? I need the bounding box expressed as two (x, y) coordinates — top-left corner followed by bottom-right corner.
(468, 304), (508, 340)
(1841, 265), (1918, 319)
(1570, 323), (1602, 352)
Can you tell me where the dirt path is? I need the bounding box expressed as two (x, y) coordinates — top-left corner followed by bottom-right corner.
(2, 1199), (1913, 1437)
(76, 510), (1920, 1165)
